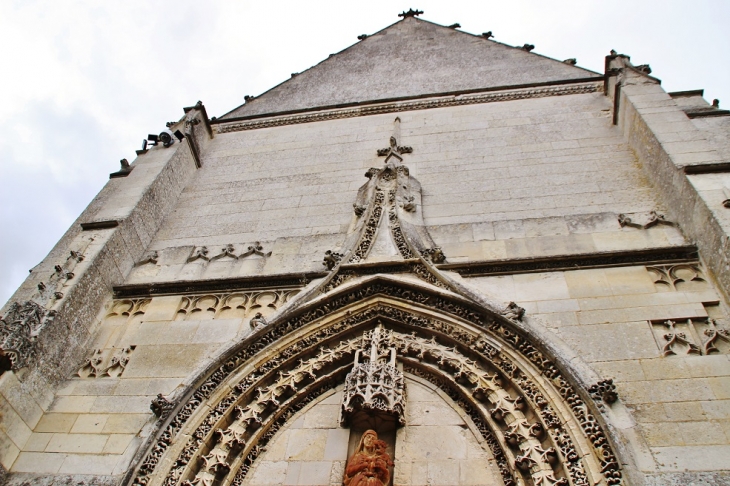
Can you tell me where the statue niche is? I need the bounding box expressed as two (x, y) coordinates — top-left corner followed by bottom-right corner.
(341, 325), (404, 486)
(344, 429), (393, 486)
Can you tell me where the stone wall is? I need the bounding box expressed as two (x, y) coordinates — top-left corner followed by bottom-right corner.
(245, 378), (503, 486)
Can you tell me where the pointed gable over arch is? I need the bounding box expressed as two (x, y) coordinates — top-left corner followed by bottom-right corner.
(220, 16), (598, 120)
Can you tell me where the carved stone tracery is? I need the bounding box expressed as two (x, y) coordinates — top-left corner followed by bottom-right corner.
(126, 279), (621, 486)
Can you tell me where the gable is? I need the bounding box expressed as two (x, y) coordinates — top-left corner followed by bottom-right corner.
(221, 17), (598, 119)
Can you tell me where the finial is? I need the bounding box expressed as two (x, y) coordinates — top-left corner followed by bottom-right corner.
(120, 158), (130, 169)
(482, 31), (493, 39)
(398, 8), (423, 18)
(713, 99), (720, 108)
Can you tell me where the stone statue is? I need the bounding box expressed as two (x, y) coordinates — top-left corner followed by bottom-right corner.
(343, 429), (393, 486)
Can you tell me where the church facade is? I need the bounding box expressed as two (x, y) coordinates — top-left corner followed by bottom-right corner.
(1, 11), (730, 486)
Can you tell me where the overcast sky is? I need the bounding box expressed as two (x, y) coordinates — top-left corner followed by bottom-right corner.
(1, 0), (728, 305)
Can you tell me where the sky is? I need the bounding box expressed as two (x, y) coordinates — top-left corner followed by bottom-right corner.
(1, 0), (729, 305)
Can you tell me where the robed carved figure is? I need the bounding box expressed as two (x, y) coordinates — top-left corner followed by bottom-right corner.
(343, 430), (393, 486)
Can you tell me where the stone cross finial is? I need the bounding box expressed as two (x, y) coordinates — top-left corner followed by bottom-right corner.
(398, 8), (423, 18)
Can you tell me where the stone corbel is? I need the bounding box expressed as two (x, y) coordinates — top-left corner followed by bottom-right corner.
(150, 394), (175, 420)
(588, 379), (618, 405)
(182, 101), (213, 168)
(605, 50), (660, 125)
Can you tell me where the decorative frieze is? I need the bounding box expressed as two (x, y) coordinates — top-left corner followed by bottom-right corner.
(646, 263), (707, 291)
(175, 290), (298, 321)
(216, 83), (601, 134)
(77, 346), (136, 378)
(651, 318), (730, 356)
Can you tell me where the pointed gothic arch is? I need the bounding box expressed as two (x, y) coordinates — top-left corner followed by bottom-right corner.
(124, 275), (624, 486)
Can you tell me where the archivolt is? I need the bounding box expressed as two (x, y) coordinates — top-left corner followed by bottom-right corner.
(125, 278), (622, 486)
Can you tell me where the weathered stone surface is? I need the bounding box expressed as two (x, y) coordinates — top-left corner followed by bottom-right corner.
(2, 12), (730, 486)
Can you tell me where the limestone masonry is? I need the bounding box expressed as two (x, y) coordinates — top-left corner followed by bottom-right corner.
(2, 10), (730, 486)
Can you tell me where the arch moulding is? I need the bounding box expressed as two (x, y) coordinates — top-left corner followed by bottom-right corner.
(123, 275), (627, 486)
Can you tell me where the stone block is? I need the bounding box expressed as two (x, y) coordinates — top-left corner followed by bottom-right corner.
(640, 358), (692, 381)
(535, 299), (580, 313)
(564, 269), (613, 298)
(407, 382), (440, 403)
(460, 458), (499, 484)
(122, 344), (217, 378)
(641, 421), (688, 447)
(399, 425), (467, 460)
(24, 432), (53, 452)
(249, 460), (288, 485)
(701, 400), (730, 420)
(194, 319), (242, 343)
(12, 451), (66, 473)
(58, 452), (120, 475)
(102, 412), (149, 434)
(406, 399), (464, 426)
(103, 433), (135, 454)
(45, 433), (108, 453)
(70, 414), (108, 434)
(0, 372), (44, 429)
(603, 266), (658, 295)
(285, 428), (328, 461)
(296, 461), (332, 485)
(47, 395), (96, 414)
(592, 360), (646, 382)
(91, 395), (155, 414)
(512, 273), (570, 301)
(685, 355), (730, 378)
(142, 296), (183, 322)
(619, 378), (716, 404)
(302, 404), (340, 429)
(323, 429), (350, 461)
(708, 377), (730, 399)
(427, 459), (460, 485)
(34, 414), (78, 433)
(0, 395), (31, 450)
(557, 322), (658, 361)
(652, 445), (730, 471)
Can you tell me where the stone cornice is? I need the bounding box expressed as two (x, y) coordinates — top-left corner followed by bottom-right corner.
(112, 271), (327, 298)
(216, 79), (603, 134)
(438, 246), (698, 277)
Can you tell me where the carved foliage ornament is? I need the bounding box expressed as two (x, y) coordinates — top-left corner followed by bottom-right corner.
(0, 301), (54, 371)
